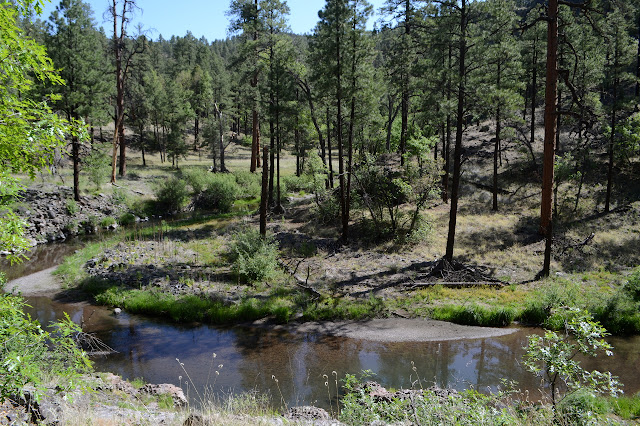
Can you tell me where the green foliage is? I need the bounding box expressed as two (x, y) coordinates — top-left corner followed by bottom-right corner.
(233, 170), (261, 199)
(523, 309), (623, 407)
(431, 304), (515, 327)
(65, 199), (79, 215)
(99, 216), (116, 228)
(111, 187), (129, 206)
(228, 228), (279, 283)
(82, 146), (110, 191)
(153, 176), (190, 213)
(353, 153), (440, 240)
(0, 0), (72, 259)
(0, 293), (91, 401)
(557, 389), (609, 425)
(183, 169), (239, 212)
(623, 268), (640, 302)
(339, 372), (529, 425)
(118, 212), (137, 226)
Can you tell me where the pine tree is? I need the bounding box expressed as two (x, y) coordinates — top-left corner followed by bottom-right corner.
(47, 0), (108, 201)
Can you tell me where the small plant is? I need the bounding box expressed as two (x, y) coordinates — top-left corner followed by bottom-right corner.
(111, 187), (129, 205)
(100, 216), (116, 228)
(83, 147), (110, 190)
(523, 308), (623, 409)
(229, 228), (279, 283)
(65, 199), (78, 215)
(118, 212), (137, 226)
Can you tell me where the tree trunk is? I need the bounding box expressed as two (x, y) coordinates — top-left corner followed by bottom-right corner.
(493, 62), (502, 211)
(327, 107), (334, 188)
(336, 10), (347, 241)
(260, 145), (269, 236)
(444, 0), (467, 262)
(529, 34), (539, 168)
(541, 0), (559, 277)
(72, 135), (80, 202)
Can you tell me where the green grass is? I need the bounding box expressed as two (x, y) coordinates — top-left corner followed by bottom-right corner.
(430, 304), (516, 327)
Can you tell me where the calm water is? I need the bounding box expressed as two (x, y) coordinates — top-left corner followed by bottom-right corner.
(23, 296), (640, 408)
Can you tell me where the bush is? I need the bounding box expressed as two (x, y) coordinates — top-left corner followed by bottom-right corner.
(623, 267), (640, 301)
(234, 171), (261, 199)
(83, 147), (110, 191)
(198, 174), (238, 212)
(153, 176), (189, 213)
(65, 199), (78, 215)
(0, 293), (91, 401)
(111, 187), (129, 206)
(229, 228), (279, 283)
(557, 390), (609, 425)
(100, 216), (116, 228)
(183, 169), (239, 212)
(282, 174), (314, 194)
(118, 212), (137, 226)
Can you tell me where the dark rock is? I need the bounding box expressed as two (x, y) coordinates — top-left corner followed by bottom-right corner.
(140, 384), (187, 407)
(285, 406), (330, 421)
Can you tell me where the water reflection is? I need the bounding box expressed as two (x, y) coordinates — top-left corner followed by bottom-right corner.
(22, 296), (640, 408)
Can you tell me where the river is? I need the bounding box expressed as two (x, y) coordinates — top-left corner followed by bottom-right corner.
(3, 242), (640, 408)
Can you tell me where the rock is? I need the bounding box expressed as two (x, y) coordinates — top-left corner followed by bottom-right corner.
(183, 413), (209, 426)
(285, 406), (330, 421)
(140, 384), (187, 407)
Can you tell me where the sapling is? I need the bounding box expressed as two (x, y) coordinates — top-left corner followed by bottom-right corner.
(523, 308), (623, 408)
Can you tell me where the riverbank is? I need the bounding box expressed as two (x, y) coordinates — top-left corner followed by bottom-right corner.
(6, 268), (518, 342)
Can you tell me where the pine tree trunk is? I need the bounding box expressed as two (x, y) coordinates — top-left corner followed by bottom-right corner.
(541, 0), (559, 277)
(444, 0), (467, 262)
(260, 145), (269, 237)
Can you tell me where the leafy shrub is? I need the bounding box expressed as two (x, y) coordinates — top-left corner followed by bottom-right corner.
(111, 187), (129, 205)
(198, 175), (238, 212)
(183, 169), (239, 212)
(229, 228), (279, 283)
(233, 171), (261, 199)
(0, 293), (91, 401)
(282, 174), (313, 194)
(65, 199), (78, 215)
(153, 176), (189, 213)
(83, 147), (110, 191)
(523, 309), (622, 408)
(118, 212), (137, 226)
(557, 389), (609, 426)
(100, 216), (116, 227)
(623, 267), (640, 301)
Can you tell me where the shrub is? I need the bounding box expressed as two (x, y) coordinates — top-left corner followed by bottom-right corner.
(111, 187), (129, 205)
(623, 267), (640, 301)
(184, 169), (239, 212)
(233, 171), (261, 199)
(523, 309), (622, 408)
(153, 176), (189, 213)
(83, 147), (110, 191)
(198, 174), (238, 212)
(282, 174), (313, 194)
(118, 212), (137, 226)
(229, 229), (279, 283)
(0, 293), (91, 401)
(65, 199), (78, 215)
(100, 216), (116, 228)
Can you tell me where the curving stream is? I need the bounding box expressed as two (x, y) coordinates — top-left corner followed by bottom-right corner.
(3, 242), (640, 408)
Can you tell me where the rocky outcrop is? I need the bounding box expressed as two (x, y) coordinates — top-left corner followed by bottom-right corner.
(12, 186), (138, 246)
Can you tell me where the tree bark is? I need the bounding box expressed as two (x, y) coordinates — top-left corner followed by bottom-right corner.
(260, 145), (269, 236)
(444, 0), (467, 262)
(541, 0), (559, 277)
